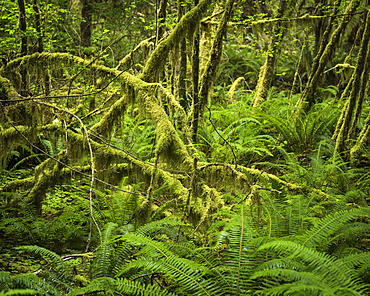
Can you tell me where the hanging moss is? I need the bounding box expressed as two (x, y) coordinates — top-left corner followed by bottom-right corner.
(198, 162), (327, 199)
(27, 159), (63, 215)
(0, 126), (33, 169)
(199, 0), (236, 109)
(116, 36), (155, 71)
(90, 95), (127, 139)
(350, 113), (370, 165)
(226, 77), (246, 101)
(140, 0), (212, 83)
(141, 91), (193, 170)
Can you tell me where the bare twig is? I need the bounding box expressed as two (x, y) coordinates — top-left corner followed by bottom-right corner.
(37, 101), (101, 249)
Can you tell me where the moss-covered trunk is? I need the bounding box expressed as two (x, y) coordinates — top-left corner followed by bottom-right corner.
(298, 0), (360, 112)
(156, 0), (168, 46)
(81, 0), (92, 47)
(334, 10), (370, 156)
(191, 0), (201, 143)
(178, 1), (188, 111)
(252, 0), (297, 107)
(199, 0), (235, 109)
(17, 0), (28, 97)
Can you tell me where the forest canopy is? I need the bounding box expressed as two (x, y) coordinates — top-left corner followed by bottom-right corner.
(1, 0), (370, 295)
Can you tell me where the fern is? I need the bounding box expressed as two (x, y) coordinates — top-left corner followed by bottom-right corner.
(297, 208), (368, 248)
(0, 290), (37, 296)
(15, 245), (74, 292)
(0, 271), (60, 295)
(252, 208), (370, 295)
(256, 240), (367, 294)
(69, 277), (176, 296)
(96, 222), (118, 277)
(222, 206), (259, 295)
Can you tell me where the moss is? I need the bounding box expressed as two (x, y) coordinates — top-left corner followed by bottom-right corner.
(90, 95), (127, 138)
(0, 76), (20, 101)
(140, 0), (212, 83)
(226, 77), (245, 101)
(116, 37), (155, 71)
(198, 162), (327, 199)
(334, 10), (370, 155)
(0, 126), (36, 169)
(0, 176), (35, 192)
(199, 0), (235, 109)
(27, 162), (61, 215)
(299, 0), (360, 112)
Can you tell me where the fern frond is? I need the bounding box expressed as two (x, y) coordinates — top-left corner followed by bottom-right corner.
(117, 233), (171, 261)
(258, 240), (365, 292)
(255, 283), (325, 295)
(97, 222), (117, 277)
(223, 206), (259, 295)
(168, 242), (232, 291)
(15, 245), (63, 265)
(252, 268), (331, 290)
(70, 276), (176, 296)
(117, 277), (177, 296)
(15, 245), (74, 292)
(0, 272), (59, 296)
(341, 252), (370, 269)
(297, 208), (367, 248)
(0, 289), (37, 296)
(123, 256), (214, 296)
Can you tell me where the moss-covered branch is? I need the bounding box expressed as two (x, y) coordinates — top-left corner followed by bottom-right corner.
(140, 0), (212, 83)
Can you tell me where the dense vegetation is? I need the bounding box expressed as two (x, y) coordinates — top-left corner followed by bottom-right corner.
(1, 0), (370, 295)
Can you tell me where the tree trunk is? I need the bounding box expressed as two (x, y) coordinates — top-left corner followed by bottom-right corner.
(80, 0), (92, 47)
(334, 10), (370, 156)
(199, 0), (235, 110)
(298, 0), (359, 112)
(178, 1), (188, 111)
(17, 0), (29, 97)
(156, 0), (168, 45)
(252, 0), (297, 107)
(32, 0), (44, 53)
(191, 0), (200, 143)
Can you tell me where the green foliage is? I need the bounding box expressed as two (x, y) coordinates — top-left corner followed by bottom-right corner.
(1, 0), (370, 295)
(257, 96), (340, 154)
(0, 289), (37, 296)
(0, 271), (60, 295)
(198, 94), (275, 164)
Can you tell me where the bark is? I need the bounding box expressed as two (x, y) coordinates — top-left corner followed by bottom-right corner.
(156, 0), (168, 46)
(191, 0), (200, 143)
(17, 0), (27, 57)
(32, 0), (51, 96)
(80, 0), (92, 47)
(199, 0), (235, 109)
(32, 0), (44, 53)
(350, 108), (370, 165)
(334, 10), (370, 156)
(298, 0), (359, 112)
(140, 0), (212, 83)
(252, 0), (298, 107)
(177, 1), (188, 111)
(17, 0), (29, 97)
